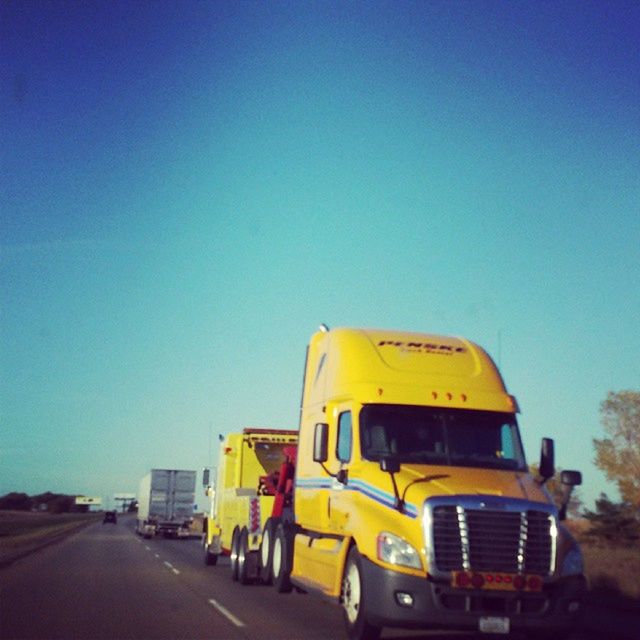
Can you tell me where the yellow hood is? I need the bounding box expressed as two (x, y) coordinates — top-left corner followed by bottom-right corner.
(397, 464), (550, 507)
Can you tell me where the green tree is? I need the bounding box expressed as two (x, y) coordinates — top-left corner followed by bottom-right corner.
(0, 492), (32, 510)
(582, 493), (640, 545)
(31, 492), (75, 513)
(594, 390), (640, 509)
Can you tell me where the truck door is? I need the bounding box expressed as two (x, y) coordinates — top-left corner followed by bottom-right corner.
(329, 407), (353, 534)
(151, 470), (170, 519)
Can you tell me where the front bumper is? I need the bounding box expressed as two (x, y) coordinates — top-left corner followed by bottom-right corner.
(361, 556), (586, 634)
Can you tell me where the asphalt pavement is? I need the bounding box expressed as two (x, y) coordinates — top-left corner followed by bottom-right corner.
(1, 515), (637, 640)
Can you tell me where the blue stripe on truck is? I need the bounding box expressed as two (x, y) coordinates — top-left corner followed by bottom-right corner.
(295, 477), (418, 518)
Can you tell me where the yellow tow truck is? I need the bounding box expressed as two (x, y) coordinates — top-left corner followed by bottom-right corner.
(202, 427), (297, 584)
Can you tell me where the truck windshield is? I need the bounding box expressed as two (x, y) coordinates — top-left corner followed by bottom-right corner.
(359, 404), (526, 471)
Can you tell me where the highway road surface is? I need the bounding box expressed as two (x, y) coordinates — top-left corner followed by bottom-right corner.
(1, 514), (637, 640)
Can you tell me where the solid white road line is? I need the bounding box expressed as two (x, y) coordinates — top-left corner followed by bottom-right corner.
(208, 599), (246, 627)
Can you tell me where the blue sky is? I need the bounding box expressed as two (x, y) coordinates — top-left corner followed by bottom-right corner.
(1, 1), (638, 510)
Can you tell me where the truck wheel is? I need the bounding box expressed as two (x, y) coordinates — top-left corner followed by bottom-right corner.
(341, 547), (381, 640)
(258, 517), (278, 584)
(230, 527), (240, 581)
(203, 539), (218, 566)
(272, 522), (293, 593)
(237, 527), (253, 585)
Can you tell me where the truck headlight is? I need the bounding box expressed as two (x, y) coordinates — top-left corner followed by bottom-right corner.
(560, 546), (584, 576)
(377, 532), (422, 569)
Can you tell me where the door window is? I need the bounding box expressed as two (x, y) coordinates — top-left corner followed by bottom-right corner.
(336, 411), (352, 462)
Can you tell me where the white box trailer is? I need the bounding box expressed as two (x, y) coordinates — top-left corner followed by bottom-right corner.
(136, 469), (196, 539)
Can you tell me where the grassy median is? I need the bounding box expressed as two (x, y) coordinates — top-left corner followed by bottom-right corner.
(564, 518), (640, 610)
(582, 543), (640, 610)
(0, 510), (102, 567)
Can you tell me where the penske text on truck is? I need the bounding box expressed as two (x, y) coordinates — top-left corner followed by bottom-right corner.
(241, 325), (586, 640)
(202, 428), (297, 579)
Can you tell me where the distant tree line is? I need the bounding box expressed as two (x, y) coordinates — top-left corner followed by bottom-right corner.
(0, 491), (88, 513)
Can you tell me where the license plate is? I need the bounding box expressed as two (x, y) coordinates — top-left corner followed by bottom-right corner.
(479, 616), (510, 634)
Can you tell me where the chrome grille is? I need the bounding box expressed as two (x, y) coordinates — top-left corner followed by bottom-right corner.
(429, 499), (555, 576)
(523, 510), (554, 574)
(466, 509), (523, 572)
(432, 506), (463, 570)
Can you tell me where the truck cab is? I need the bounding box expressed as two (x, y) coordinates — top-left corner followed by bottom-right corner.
(288, 326), (585, 640)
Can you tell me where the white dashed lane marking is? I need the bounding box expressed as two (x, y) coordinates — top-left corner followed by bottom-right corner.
(208, 599), (246, 627)
(163, 560), (180, 575)
(137, 534), (234, 619)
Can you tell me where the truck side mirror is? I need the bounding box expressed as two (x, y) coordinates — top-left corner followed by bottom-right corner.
(558, 469), (582, 521)
(380, 457), (400, 474)
(561, 470), (582, 487)
(202, 468), (210, 487)
(313, 423), (329, 463)
(539, 437), (555, 482)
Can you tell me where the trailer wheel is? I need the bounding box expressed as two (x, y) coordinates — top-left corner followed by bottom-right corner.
(237, 527), (253, 585)
(341, 546), (381, 640)
(258, 517), (278, 584)
(272, 522), (293, 593)
(230, 527), (240, 581)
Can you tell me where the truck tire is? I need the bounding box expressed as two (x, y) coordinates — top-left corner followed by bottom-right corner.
(237, 527), (253, 585)
(258, 517), (278, 584)
(341, 546), (381, 640)
(203, 539), (218, 566)
(230, 527), (240, 581)
(272, 522), (293, 593)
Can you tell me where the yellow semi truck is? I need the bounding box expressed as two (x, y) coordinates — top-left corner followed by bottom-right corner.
(202, 427), (297, 583)
(260, 326), (585, 640)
